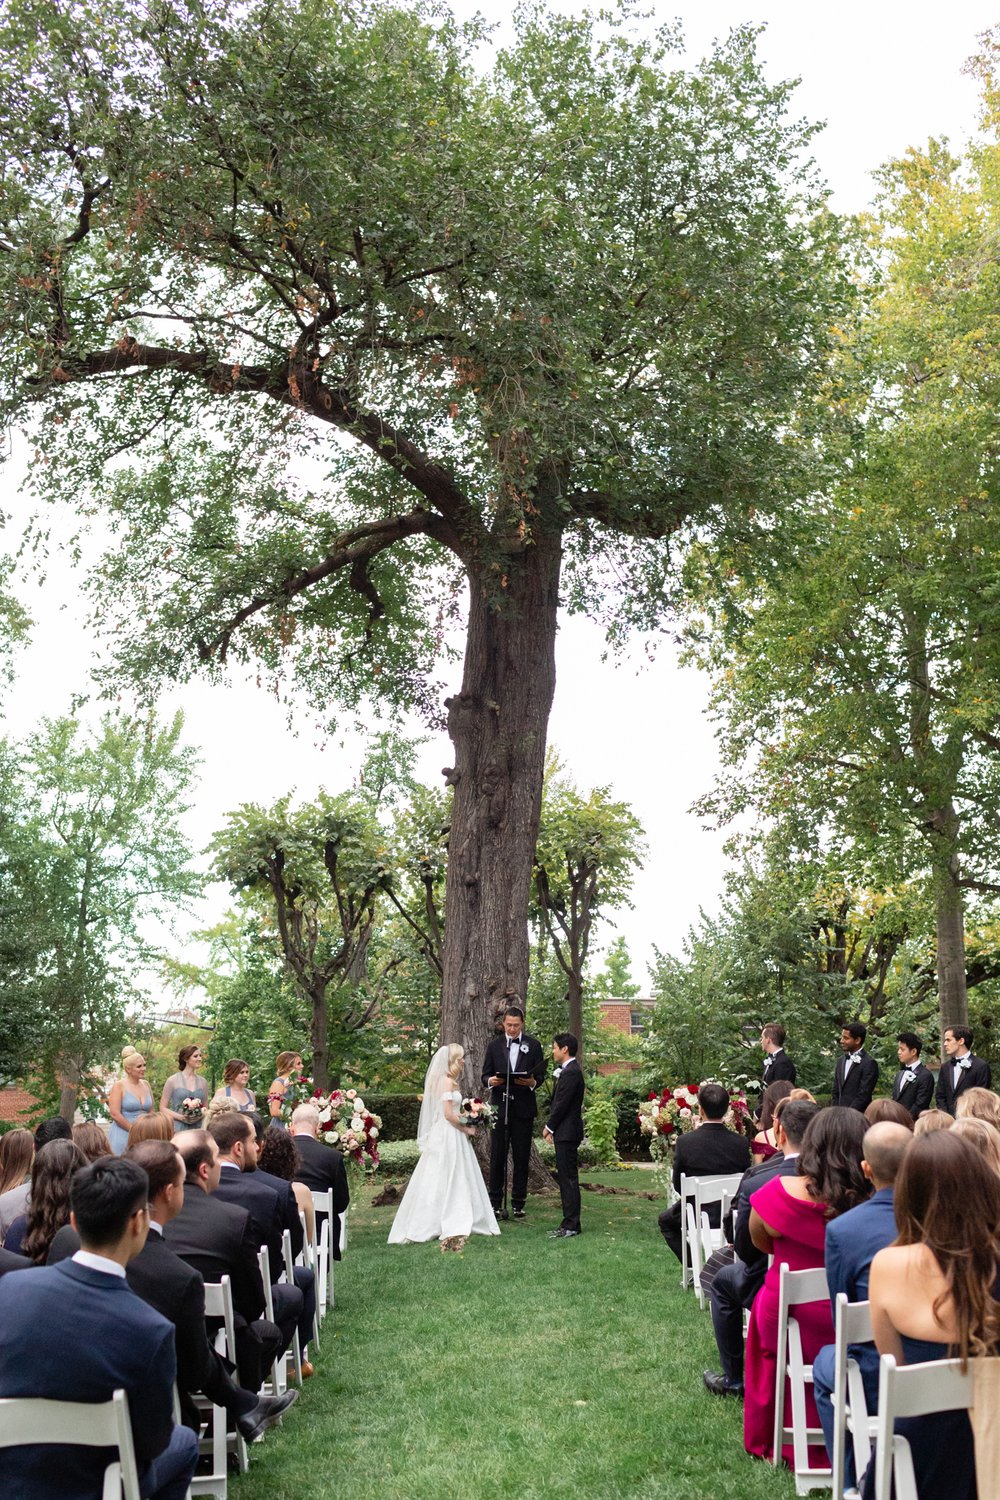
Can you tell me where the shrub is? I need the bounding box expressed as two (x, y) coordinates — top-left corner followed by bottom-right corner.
(363, 1093), (421, 1141)
(583, 1090), (621, 1166)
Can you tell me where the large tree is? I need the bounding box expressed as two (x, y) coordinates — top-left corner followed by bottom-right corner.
(0, 0), (846, 1082)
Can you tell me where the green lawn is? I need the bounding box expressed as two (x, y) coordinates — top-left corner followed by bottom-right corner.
(232, 1171), (799, 1500)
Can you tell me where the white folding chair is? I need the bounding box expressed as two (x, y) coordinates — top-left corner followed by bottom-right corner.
(772, 1264), (832, 1494)
(873, 1354), (972, 1500)
(679, 1172), (744, 1300)
(280, 1227), (304, 1386)
(311, 1189), (334, 1312)
(831, 1295), (878, 1500)
(339, 1202), (349, 1258)
(201, 1275), (249, 1480)
(258, 1245), (287, 1398)
(297, 1209), (321, 1351)
(0, 1388), (140, 1500)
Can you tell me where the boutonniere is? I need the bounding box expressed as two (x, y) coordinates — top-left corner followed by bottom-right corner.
(553, 1066), (563, 1080)
(519, 1042), (529, 1054)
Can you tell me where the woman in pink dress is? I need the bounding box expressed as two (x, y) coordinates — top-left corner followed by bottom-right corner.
(743, 1107), (870, 1469)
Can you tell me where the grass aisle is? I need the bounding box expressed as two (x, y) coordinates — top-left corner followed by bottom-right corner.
(233, 1172), (799, 1500)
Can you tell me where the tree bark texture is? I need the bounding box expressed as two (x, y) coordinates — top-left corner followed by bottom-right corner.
(933, 856), (968, 1031)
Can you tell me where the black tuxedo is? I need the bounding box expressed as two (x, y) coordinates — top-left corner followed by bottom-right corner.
(213, 1164), (307, 1355)
(291, 1133), (350, 1260)
(831, 1049), (879, 1111)
(253, 1165), (304, 1262)
(892, 1061), (935, 1119)
(659, 1123), (752, 1261)
(761, 1050), (797, 1094)
(935, 1053), (993, 1115)
(546, 1059), (585, 1233)
(481, 1031), (547, 1213)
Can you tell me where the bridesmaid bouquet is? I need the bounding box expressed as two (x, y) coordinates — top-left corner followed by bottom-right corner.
(458, 1096), (495, 1129)
(180, 1097), (204, 1124)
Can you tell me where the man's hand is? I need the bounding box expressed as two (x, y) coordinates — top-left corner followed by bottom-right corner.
(488, 1075), (503, 1088)
(542, 1126), (553, 1141)
(513, 1076), (535, 1088)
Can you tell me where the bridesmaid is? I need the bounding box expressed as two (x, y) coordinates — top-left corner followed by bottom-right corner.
(268, 1050), (304, 1121)
(210, 1059), (257, 1115)
(107, 1047), (154, 1155)
(159, 1043), (209, 1134)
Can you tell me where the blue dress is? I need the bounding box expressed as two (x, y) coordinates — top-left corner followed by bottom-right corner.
(108, 1086), (153, 1156)
(861, 1335), (975, 1500)
(166, 1079), (208, 1134)
(221, 1086), (257, 1113)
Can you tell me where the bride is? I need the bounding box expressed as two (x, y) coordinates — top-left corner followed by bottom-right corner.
(388, 1043), (500, 1248)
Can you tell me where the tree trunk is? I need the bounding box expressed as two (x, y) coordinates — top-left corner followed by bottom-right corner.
(57, 1054), (83, 1122)
(310, 986), (330, 1091)
(934, 858), (968, 1032)
(567, 969), (584, 1043)
(440, 531), (561, 1192)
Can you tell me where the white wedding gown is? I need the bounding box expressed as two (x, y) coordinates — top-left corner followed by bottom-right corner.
(387, 1087), (500, 1244)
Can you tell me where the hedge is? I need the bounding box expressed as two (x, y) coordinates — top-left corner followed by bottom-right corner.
(364, 1093), (421, 1141)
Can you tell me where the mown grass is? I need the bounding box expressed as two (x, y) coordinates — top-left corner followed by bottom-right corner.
(232, 1169), (798, 1500)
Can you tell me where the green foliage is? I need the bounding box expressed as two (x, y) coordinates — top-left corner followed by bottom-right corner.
(582, 1084), (621, 1166)
(590, 936), (641, 1001)
(360, 1093), (422, 1142)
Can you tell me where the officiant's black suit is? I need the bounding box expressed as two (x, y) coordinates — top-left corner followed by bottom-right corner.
(935, 1053), (992, 1115)
(481, 1031), (546, 1213)
(547, 1059), (585, 1233)
(891, 1062), (934, 1120)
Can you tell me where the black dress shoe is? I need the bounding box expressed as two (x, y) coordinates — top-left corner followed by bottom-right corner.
(237, 1389), (299, 1442)
(552, 1227), (580, 1238)
(512, 1207), (526, 1218)
(702, 1370), (743, 1399)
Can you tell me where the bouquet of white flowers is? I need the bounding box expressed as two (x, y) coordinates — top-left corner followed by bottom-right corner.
(458, 1096), (495, 1129)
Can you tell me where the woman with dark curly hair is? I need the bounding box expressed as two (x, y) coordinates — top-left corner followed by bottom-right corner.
(743, 1107), (870, 1468)
(258, 1125), (315, 1243)
(3, 1140), (88, 1262)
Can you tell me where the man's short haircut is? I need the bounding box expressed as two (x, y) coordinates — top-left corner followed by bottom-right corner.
(896, 1032), (922, 1054)
(698, 1082), (730, 1121)
(947, 1025), (974, 1049)
(71, 1157), (148, 1248)
(504, 1006), (525, 1022)
(177, 1129), (215, 1181)
(862, 1122), (912, 1186)
(553, 1032), (578, 1056)
(761, 1023), (786, 1047)
(125, 1141), (183, 1200)
(778, 1099), (820, 1148)
(34, 1117), (72, 1149)
(843, 1021), (867, 1043)
(208, 1111), (253, 1157)
(290, 1103), (320, 1132)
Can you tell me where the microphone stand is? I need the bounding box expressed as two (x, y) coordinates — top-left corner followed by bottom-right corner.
(501, 1040), (512, 1221)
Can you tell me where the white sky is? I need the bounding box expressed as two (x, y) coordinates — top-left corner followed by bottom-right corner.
(0, 0), (992, 993)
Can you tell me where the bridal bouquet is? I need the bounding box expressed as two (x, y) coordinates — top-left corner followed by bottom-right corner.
(458, 1096), (495, 1129)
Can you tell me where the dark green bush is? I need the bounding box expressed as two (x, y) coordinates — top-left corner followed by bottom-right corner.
(364, 1093), (421, 1141)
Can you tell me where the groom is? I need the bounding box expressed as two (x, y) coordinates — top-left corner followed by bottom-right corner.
(482, 1005), (546, 1219)
(543, 1032), (585, 1239)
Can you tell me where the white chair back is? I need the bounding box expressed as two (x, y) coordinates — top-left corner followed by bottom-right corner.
(873, 1354), (972, 1500)
(311, 1188), (334, 1311)
(298, 1209), (321, 1351)
(281, 1227), (304, 1384)
(200, 1275), (248, 1482)
(679, 1172), (744, 1299)
(831, 1294), (877, 1500)
(0, 1388), (140, 1500)
(772, 1263), (832, 1495)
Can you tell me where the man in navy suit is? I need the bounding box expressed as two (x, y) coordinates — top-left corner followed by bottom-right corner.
(891, 1032), (935, 1120)
(812, 1122), (911, 1492)
(0, 1156), (198, 1500)
(935, 1025), (993, 1115)
(543, 1031), (586, 1238)
(831, 1022), (879, 1111)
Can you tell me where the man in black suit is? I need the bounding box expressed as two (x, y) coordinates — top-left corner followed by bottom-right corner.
(831, 1022), (879, 1111)
(163, 1130), (282, 1393)
(759, 1023), (796, 1096)
(658, 1082), (752, 1260)
(892, 1032), (935, 1120)
(290, 1104), (351, 1259)
(936, 1025), (993, 1115)
(543, 1032), (585, 1239)
(481, 1004), (547, 1219)
(703, 1098), (819, 1397)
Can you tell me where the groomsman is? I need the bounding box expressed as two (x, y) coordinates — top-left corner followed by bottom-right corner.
(543, 1033), (585, 1239)
(759, 1023), (796, 1095)
(831, 1023), (879, 1112)
(481, 1005), (546, 1218)
(935, 1025), (992, 1115)
(891, 1033), (935, 1120)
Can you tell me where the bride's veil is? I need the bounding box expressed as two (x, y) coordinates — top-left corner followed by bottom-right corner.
(417, 1044), (453, 1148)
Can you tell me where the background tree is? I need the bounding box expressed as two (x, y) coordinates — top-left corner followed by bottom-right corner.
(590, 936), (642, 1002)
(0, 0), (847, 1089)
(0, 713), (199, 1116)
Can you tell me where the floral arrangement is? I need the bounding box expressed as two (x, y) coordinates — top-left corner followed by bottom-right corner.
(458, 1096), (495, 1129)
(179, 1096), (204, 1125)
(638, 1081), (752, 1188)
(270, 1075), (383, 1170)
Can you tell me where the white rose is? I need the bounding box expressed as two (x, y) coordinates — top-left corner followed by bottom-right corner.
(370, 1126), (379, 1138)
(353, 1098), (365, 1113)
(351, 1116), (363, 1132)
(328, 1132), (340, 1143)
(346, 1089), (357, 1100)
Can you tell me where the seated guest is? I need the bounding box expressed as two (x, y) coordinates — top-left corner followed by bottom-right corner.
(4, 1139), (87, 1261)
(259, 1123), (316, 1244)
(744, 1107), (871, 1468)
(46, 1141), (297, 1443)
(951, 1116), (1000, 1175)
(163, 1129), (283, 1393)
(863, 1098), (914, 1130)
(127, 1111), (174, 1147)
(72, 1121), (114, 1163)
(812, 1122), (911, 1492)
(0, 1127), (34, 1242)
(658, 1083), (752, 1261)
(863, 1131), (1000, 1500)
(0, 1156), (198, 1500)
(891, 1033), (934, 1120)
(290, 1102), (350, 1260)
(913, 1109), (954, 1136)
(34, 1116), (72, 1147)
(956, 1086), (1000, 1131)
(935, 1026), (992, 1116)
(208, 1111), (311, 1374)
(703, 1098), (819, 1398)
(752, 1080), (794, 1162)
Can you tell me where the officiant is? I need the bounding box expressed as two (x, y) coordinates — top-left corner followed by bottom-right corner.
(481, 1005), (546, 1219)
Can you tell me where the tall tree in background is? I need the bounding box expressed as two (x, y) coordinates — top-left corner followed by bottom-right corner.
(0, 714), (199, 1116)
(0, 0), (846, 1083)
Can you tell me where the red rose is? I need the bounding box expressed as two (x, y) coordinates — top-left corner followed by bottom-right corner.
(660, 1120), (674, 1134)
